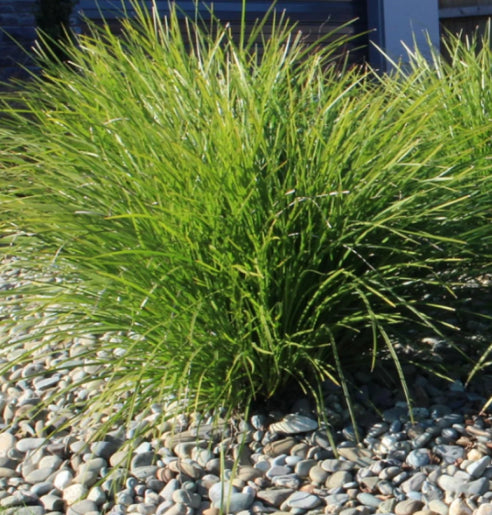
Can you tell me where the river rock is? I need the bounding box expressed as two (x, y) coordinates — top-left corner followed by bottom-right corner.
(54, 469), (74, 490)
(264, 438), (297, 457)
(209, 482), (237, 503)
(213, 492), (254, 513)
(437, 474), (466, 494)
(466, 456), (491, 478)
(68, 499), (99, 515)
(406, 448), (431, 468)
(356, 492), (382, 509)
(395, 499), (424, 515)
(337, 447), (373, 467)
(283, 491), (321, 510)
(321, 459), (355, 472)
(464, 477), (489, 496)
(270, 415), (318, 434)
(0, 433), (15, 456)
(326, 470), (352, 490)
(433, 445), (465, 464)
(476, 504), (492, 515)
(309, 465), (328, 484)
(63, 484), (88, 505)
(23, 467), (55, 483)
(325, 493), (350, 508)
(448, 498), (472, 515)
(256, 488), (293, 507)
(172, 489), (201, 509)
(15, 437), (46, 453)
(8, 508), (45, 515)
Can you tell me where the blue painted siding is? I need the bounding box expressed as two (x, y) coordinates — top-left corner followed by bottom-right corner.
(77, 0), (369, 63)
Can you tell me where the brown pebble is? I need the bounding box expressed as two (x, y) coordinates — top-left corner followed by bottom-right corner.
(468, 448), (484, 461)
(413, 511), (440, 515)
(237, 466), (262, 482)
(456, 436), (473, 447)
(299, 484), (316, 494)
(395, 499), (424, 515)
(264, 437), (297, 457)
(289, 442), (309, 458)
(254, 477), (270, 488)
(466, 425), (492, 438)
(231, 477), (245, 489)
(233, 444), (252, 466)
(168, 460), (180, 473)
(202, 509), (221, 515)
(176, 458), (204, 479)
(156, 467), (174, 482)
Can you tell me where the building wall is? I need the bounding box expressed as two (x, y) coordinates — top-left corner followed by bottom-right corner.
(0, 0), (37, 83)
(77, 0), (369, 65)
(4, 1), (490, 84)
(439, 0), (492, 48)
(1, 0), (367, 84)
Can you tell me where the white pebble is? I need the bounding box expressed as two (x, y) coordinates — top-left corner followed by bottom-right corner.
(476, 504), (492, 515)
(63, 483), (88, 505)
(449, 498), (473, 515)
(87, 486), (106, 505)
(54, 469), (74, 490)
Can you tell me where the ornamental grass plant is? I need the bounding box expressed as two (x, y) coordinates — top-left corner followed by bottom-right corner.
(0, 1), (491, 437)
(375, 28), (492, 401)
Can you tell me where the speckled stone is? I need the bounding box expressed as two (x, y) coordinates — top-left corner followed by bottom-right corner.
(0, 433), (16, 457)
(63, 484), (88, 505)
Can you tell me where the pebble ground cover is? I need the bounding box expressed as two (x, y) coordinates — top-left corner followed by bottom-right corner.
(0, 2), (491, 514)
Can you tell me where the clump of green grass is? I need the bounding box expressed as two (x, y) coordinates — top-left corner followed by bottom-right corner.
(375, 27), (492, 394)
(0, 1), (490, 434)
(378, 27), (492, 259)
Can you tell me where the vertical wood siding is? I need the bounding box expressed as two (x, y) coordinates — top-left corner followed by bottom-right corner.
(439, 0), (492, 46)
(0, 0), (37, 82)
(76, 0), (368, 64)
(440, 0), (492, 7)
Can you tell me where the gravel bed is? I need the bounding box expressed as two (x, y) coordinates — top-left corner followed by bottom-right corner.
(0, 258), (491, 515)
